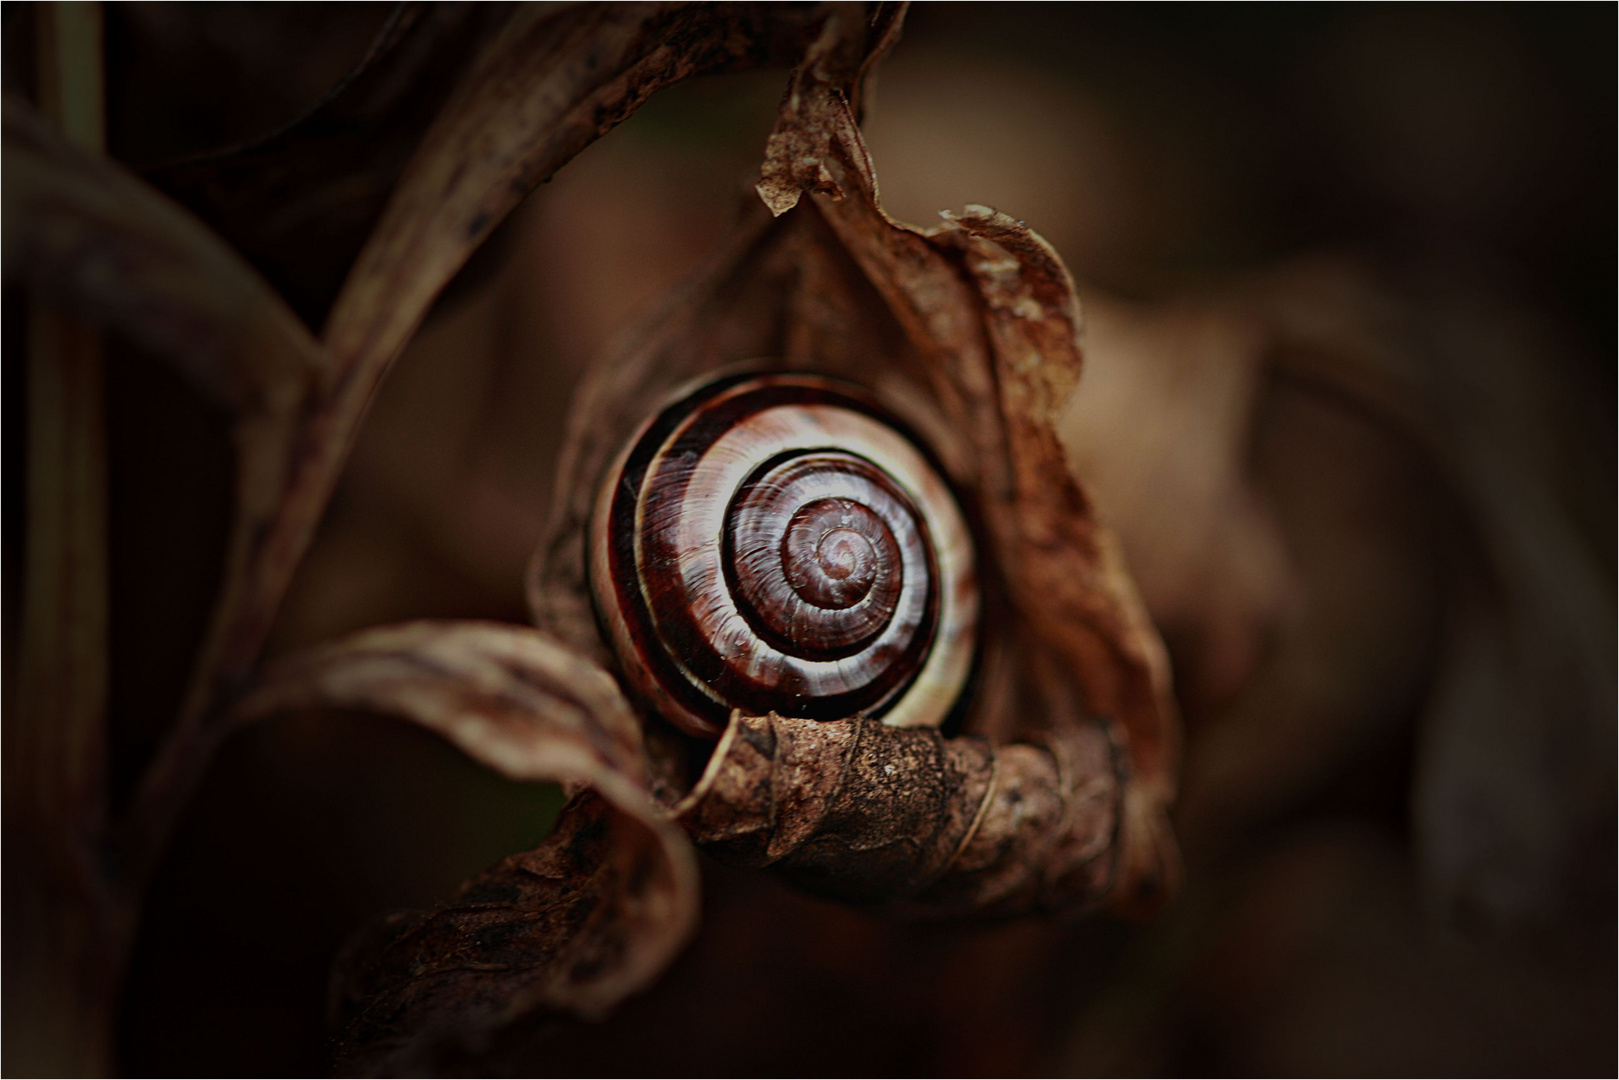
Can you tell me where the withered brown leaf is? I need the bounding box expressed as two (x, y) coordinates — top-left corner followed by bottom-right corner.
(677, 711), (1120, 917)
(5, 5), (895, 1069)
(6, 2), (1187, 1069)
(532, 15), (1179, 915)
(3, 2), (872, 900)
(234, 621), (699, 1073)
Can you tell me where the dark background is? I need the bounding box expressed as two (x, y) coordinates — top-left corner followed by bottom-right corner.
(3, 3), (1613, 1075)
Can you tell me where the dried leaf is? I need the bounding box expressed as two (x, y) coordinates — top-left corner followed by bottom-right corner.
(532, 28), (1179, 915)
(233, 620), (700, 1073)
(327, 791), (679, 1076)
(931, 206), (1178, 911)
(676, 711), (1120, 917)
(7, 3), (861, 899)
(754, 2), (905, 215)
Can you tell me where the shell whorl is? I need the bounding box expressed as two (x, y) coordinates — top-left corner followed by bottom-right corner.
(589, 372), (979, 739)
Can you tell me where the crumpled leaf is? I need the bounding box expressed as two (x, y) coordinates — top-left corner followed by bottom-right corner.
(935, 206), (1178, 909)
(233, 620), (699, 1074)
(754, 2), (905, 215)
(676, 711), (1119, 917)
(532, 15), (1179, 915)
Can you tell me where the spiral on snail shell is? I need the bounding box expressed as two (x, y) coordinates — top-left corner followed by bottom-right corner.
(589, 372), (979, 739)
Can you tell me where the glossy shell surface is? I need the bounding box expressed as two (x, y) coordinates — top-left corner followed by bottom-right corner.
(589, 372), (978, 738)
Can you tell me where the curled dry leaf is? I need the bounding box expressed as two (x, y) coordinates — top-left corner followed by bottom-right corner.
(5, 1), (864, 900)
(533, 21), (1179, 915)
(753, 2), (905, 215)
(6, 1), (1185, 1067)
(233, 621), (699, 1074)
(677, 712), (1119, 917)
(8, 5), (863, 1064)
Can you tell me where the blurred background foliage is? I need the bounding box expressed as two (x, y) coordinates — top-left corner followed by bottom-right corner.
(3, 3), (1611, 1074)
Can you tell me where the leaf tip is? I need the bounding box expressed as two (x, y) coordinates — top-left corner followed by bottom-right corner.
(755, 180), (802, 218)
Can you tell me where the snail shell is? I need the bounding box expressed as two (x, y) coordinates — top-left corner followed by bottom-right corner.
(589, 372), (979, 739)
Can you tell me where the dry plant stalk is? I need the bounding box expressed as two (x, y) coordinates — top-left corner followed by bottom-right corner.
(9, 5), (112, 1074)
(3, 3), (1180, 1072)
